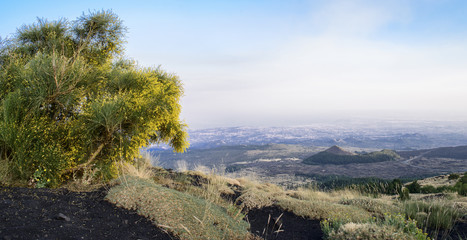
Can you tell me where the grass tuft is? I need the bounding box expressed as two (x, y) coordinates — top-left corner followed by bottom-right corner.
(321, 213), (430, 240)
(404, 200), (462, 236)
(118, 156), (154, 180)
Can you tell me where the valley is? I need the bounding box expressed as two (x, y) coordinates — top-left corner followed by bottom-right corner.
(148, 121), (467, 186)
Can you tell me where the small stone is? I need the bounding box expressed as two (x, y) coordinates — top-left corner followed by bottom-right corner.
(56, 213), (71, 222)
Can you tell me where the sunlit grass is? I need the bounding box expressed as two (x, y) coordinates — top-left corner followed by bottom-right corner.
(106, 175), (251, 240)
(404, 200), (463, 236)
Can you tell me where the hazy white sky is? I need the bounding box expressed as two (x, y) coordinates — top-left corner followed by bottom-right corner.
(1, 0), (467, 128)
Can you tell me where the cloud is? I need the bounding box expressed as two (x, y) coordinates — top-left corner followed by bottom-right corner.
(308, 0), (410, 36)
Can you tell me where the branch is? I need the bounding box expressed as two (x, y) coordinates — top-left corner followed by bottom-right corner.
(61, 142), (105, 174)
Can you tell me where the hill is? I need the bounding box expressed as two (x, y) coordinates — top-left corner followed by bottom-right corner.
(399, 145), (467, 159)
(324, 145), (357, 156)
(303, 147), (400, 165)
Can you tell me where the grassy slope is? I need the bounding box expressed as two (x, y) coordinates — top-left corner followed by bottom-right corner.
(2, 154), (465, 239)
(102, 160), (467, 240)
(106, 175), (250, 240)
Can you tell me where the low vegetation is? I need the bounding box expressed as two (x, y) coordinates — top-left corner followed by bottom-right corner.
(303, 149), (400, 165)
(107, 156), (465, 239)
(106, 175), (250, 240)
(404, 200), (461, 233)
(406, 173), (467, 196)
(321, 213), (430, 240)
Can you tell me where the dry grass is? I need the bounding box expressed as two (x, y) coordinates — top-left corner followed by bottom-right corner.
(278, 196), (372, 222)
(118, 157), (154, 180)
(236, 178), (285, 210)
(106, 175), (251, 240)
(326, 222), (423, 240)
(321, 213), (430, 240)
(105, 162), (464, 240)
(417, 173), (464, 188)
(404, 199), (463, 232)
(0, 159), (13, 185)
(288, 187), (361, 202)
(339, 197), (401, 218)
(61, 166), (105, 192)
(234, 177), (377, 223)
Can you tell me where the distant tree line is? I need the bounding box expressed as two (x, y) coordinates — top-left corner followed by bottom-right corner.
(405, 173), (467, 196)
(299, 173), (467, 198)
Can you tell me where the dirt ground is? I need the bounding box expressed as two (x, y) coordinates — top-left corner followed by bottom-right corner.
(246, 206), (323, 240)
(1, 185), (464, 240)
(0, 186), (325, 240)
(0, 186), (175, 240)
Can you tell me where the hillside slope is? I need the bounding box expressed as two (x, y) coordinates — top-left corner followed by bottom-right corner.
(303, 147), (400, 165)
(399, 145), (467, 160)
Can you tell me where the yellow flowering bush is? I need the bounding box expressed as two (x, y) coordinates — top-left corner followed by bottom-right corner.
(0, 11), (188, 187)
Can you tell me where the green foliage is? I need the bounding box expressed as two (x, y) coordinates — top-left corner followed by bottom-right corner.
(388, 179), (403, 195)
(300, 175), (392, 190)
(407, 180), (422, 193)
(404, 200), (461, 233)
(399, 187), (410, 201)
(0, 11), (188, 187)
(420, 185), (437, 194)
(457, 183), (467, 196)
(303, 149), (400, 165)
(454, 174), (467, 196)
(321, 213), (430, 240)
(299, 174), (417, 197)
(407, 182), (456, 194)
(448, 173), (460, 180)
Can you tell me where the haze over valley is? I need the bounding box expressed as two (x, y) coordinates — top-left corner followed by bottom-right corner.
(149, 119), (467, 185)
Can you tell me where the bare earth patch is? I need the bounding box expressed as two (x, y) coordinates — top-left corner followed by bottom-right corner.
(0, 187), (175, 240)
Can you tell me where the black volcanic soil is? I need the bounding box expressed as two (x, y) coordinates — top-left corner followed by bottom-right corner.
(0, 186), (175, 240)
(246, 206), (323, 240)
(0, 185), (324, 240)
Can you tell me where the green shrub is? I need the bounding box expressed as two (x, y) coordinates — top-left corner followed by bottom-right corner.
(399, 188), (411, 201)
(457, 183), (467, 196)
(448, 173), (460, 180)
(0, 11), (188, 186)
(454, 174), (467, 196)
(407, 181), (421, 193)
(321, 213), (430, 240)
(420, 185), (437, 194)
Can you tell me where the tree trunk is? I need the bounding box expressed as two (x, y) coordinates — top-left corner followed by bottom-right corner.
(62, 142), (105, 174)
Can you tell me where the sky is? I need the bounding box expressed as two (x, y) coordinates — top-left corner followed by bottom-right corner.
(1, 0), (467, 129)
